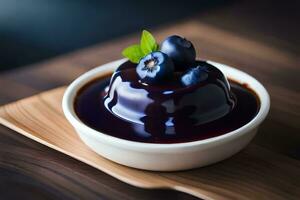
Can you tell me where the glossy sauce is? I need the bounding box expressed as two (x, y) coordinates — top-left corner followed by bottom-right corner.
(74, 64), (259, 143)
(104, 61), (236, 128)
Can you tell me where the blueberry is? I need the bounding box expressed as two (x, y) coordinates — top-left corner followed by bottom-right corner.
(181, 65), (209, 86)
(160, 35), (196, 71)
(136, 51), (174, 84)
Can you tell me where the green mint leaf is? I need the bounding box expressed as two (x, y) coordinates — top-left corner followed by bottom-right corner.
(140, 30), (157, 54)
(122, 44), (144, 63)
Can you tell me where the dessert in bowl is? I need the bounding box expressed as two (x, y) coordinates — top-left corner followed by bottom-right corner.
(63, 31), (270, 171)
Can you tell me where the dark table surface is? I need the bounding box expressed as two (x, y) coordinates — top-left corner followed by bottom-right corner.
(0, 1), (299, 199)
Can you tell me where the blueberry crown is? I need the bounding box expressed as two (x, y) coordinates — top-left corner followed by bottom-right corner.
(122, 31), (197, 85)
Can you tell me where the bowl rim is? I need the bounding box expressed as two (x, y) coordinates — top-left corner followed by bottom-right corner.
(62, 59), (270, 150)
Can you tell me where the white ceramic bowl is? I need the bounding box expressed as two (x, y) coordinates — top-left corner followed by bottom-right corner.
(62, 59), (270, 171)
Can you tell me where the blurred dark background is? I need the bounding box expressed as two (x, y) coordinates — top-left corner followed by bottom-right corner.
(0, 0), (227, 71)
(0, 0), (299, 72)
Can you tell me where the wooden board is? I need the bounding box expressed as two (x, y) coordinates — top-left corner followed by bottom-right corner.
(0, 87), (299, 200)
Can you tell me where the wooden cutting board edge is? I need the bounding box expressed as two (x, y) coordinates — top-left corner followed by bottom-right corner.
(1, 87), (299, 200)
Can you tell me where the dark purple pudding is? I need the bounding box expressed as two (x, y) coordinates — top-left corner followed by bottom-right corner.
(74, 61), (259, 143)
(106, 61), (235, 128)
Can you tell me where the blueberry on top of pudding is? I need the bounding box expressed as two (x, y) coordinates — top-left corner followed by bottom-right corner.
(160, 35), (196, 71)
(74, 30), (259, 143)
(136, 51), (174, 85)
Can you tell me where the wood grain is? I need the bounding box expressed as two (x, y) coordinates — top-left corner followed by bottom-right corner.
(0, 87), (299, 200)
